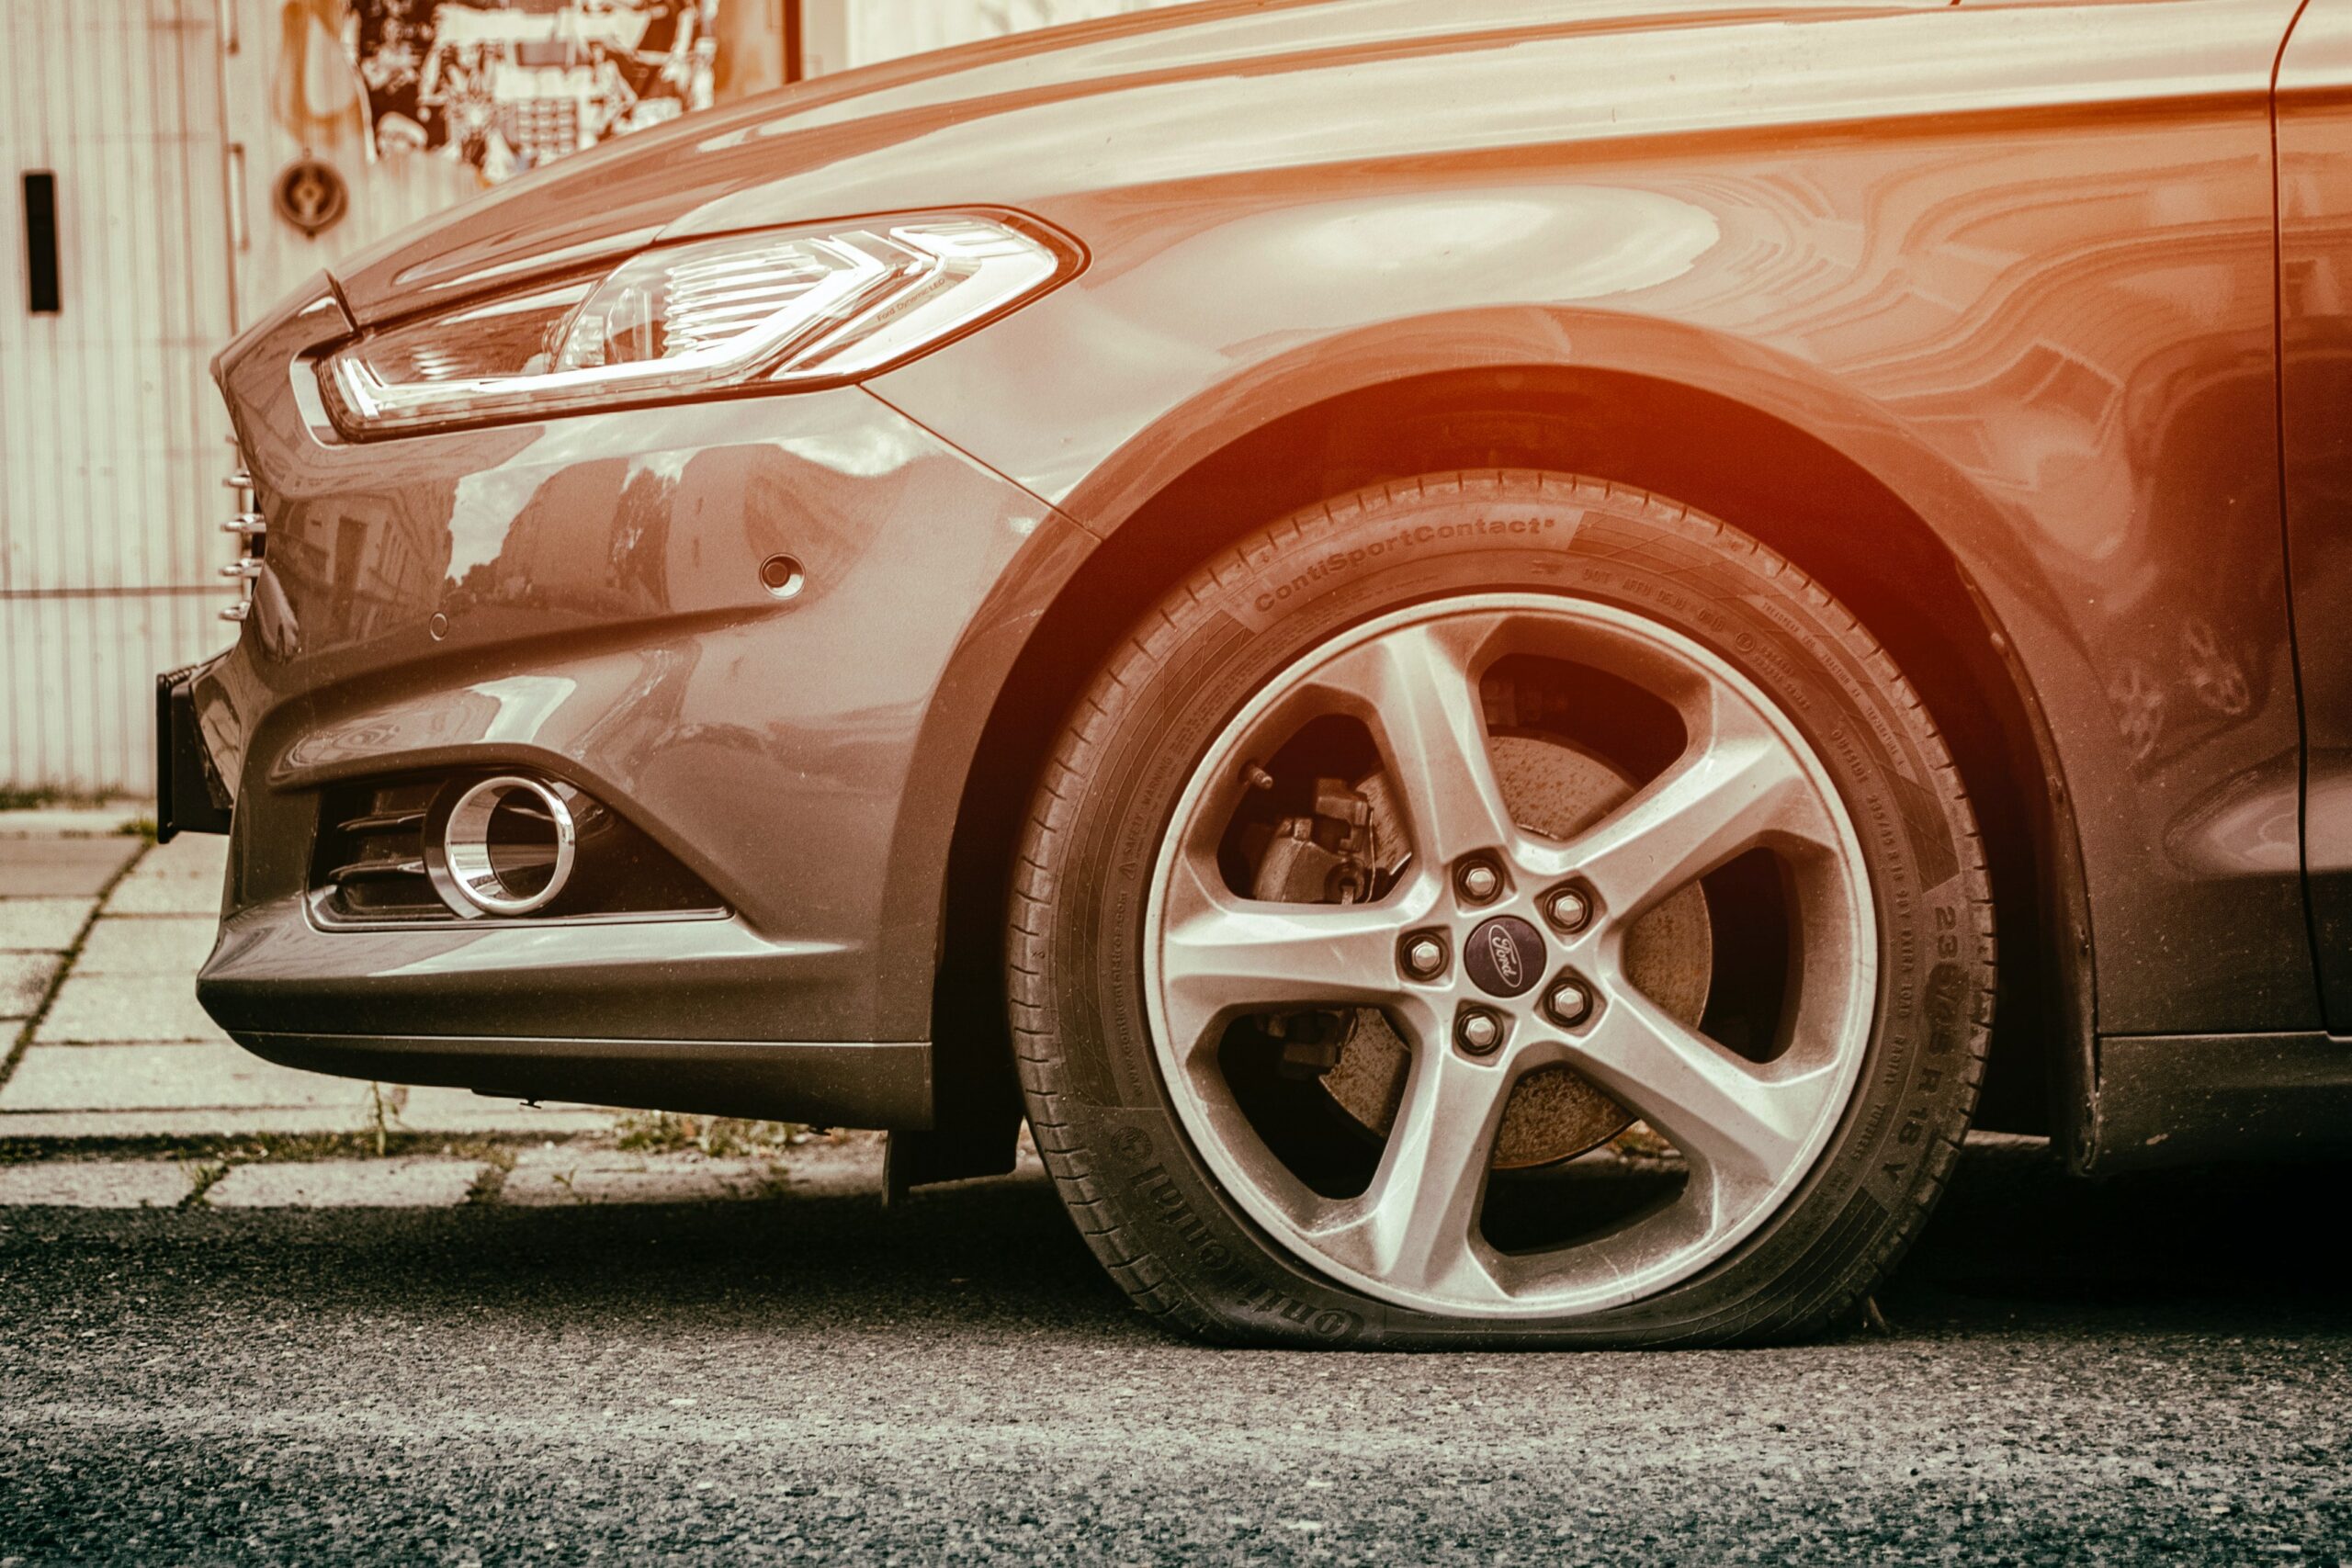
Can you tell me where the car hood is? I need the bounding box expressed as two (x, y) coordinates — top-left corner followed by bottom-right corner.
(333, 0), (1940, 326)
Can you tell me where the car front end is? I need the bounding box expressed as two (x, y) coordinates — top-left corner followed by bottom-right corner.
(167, 205), (1093, 1131)
(156, 0), (2335, 1345)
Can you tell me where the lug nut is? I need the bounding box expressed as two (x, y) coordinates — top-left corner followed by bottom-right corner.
(1544, 888), (1591, 932)
(1543, 977), (1594, 1028)
(1403, 937), (1447, 980)
(1457, 1011), (1503, 1055)
(1457, 863), (1502, 903)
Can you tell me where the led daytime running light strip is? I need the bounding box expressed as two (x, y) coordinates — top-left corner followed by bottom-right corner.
(322, 215), (1069, 436)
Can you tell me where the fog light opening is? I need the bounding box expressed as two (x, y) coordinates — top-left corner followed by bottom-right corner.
(428, 774), (578, 918)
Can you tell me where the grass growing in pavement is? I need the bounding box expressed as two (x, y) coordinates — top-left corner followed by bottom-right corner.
(178, 1160), (231, 1208)
(613, 1111), (814, 1157)
(0, 786), (131, 811)
(0, 1130), (585, 1167)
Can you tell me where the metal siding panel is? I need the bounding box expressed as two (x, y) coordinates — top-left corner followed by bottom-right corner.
(0, 591), (231, 796)
(164, 0), (231, 594)
(8, 0), (805, 791)
(1, 0), (233, 794)
(123, 7), (166, 599)
(94, 6), (134, 597)
(6, 1), (60, 596)
(0, 13), (30, 597)
(56, 0), (96, 595)
(33, 596), (67, 788)
(0, 601), (17, 784)
(82, 595), (109, 795)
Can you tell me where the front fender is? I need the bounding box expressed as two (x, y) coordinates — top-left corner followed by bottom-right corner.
(875, 96), (2313, 1041)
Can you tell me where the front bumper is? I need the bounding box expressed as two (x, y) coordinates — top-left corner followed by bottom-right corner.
(238, 1030), (933, 1130)
(185, 276), (1090, 1125)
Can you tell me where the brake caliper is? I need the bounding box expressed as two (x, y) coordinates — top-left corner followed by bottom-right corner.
(1249, 776), (1378, 906)
(1249, 776), (1381, 1079)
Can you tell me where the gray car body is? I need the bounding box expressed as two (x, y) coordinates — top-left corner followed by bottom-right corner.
(184, 0), (2352, 1177)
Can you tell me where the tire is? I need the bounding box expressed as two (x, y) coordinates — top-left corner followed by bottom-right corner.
(1009, 471), (1993, 1348)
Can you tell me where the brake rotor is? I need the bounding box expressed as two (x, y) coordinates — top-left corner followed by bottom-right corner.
(1323, 733), (1713, 1169)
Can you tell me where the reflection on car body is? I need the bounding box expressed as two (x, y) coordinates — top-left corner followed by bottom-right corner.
(161, 0), (2352, 1348)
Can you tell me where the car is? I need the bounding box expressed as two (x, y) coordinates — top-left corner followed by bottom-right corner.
(157, 0), (2352, 1348)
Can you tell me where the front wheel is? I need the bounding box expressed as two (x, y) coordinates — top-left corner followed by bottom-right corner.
(1010, 472), (1993, 1347)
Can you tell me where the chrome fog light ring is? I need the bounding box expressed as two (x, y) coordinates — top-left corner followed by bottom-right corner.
(425, 773), (579, 918)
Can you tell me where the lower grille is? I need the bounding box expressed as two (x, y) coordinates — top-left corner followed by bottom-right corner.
(316, 781), (442, 921)
(311, 774), (727, 927)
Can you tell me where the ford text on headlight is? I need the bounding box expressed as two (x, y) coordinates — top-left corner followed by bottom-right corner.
(320, 212), (1073, 436)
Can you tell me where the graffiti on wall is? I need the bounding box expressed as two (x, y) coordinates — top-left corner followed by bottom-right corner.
(348, 0), (719, 183)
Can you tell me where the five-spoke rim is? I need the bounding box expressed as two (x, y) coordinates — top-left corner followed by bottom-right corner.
(1141, 593), (1877, 1319)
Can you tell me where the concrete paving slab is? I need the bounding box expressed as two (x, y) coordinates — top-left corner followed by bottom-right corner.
(503, 1147), (783, 1206)
(0, 838), (141, 897)
(0, 1159), (194, 1207)
(102, 835), (228, 916)
(205, 1158), (488, 1209)
(34, 974), (229, 1043)
(0, 1042), (354, 1113)
(0, 1077), (615, 1141)
(389, 1086), (618, 1136)
(0, 952), (62, 1020)
(104, 882), (223, 920)
(774, 1135), (889, 1197)
(0, 897), (96, 952)
(0, 808), (145, 838)
(74, 916), (218, 976)
(0, 1107), (366, 1139)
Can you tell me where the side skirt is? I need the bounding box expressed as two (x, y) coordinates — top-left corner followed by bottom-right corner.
(2080, 1032), (2352, 1173)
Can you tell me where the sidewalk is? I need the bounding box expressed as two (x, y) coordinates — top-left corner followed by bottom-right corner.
(0, 1136), (888, 1210)
(0, 812), (952, 1207)
(0, 808), (715, 1152)
(0, 814), (621, 1145)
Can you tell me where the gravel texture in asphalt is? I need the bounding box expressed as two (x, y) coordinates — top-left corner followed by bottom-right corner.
(2, 1141), (2348, 1564)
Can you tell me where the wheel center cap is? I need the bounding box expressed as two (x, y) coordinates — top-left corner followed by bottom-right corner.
(1464, 915), (1545, 998)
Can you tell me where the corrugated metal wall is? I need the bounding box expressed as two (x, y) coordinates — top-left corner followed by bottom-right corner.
(0, 0), (488, 797)
(1, 0), (239, 795)
(0, 0), (1149, 796)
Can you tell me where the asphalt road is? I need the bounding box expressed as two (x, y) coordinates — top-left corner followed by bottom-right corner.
(3, 1141), (2348, 1565)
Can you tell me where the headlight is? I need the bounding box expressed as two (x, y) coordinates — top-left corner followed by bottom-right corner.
(320, 211), (1073, 436)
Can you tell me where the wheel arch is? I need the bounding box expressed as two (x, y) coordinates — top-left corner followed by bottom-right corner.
(923, 360), (2094, 1175)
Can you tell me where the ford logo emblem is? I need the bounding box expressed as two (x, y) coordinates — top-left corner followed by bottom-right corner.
(1464, 915), (1544, 998)
(1487, 925), (1523, 989)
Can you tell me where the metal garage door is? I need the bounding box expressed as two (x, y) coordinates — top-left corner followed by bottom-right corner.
(1, 0), (238, 796)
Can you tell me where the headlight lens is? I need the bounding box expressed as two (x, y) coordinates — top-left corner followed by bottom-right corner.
(321, 212), (1070, 435)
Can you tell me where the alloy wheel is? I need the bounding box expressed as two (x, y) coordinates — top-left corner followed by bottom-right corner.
(1142, 593), (1876, 1318)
